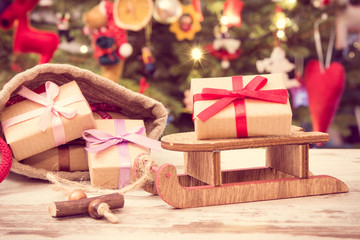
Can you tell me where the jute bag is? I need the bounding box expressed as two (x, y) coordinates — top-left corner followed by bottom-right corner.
(0, 64), (167, 182)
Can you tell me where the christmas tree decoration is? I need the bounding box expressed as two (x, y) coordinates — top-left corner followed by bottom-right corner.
(113, 0), (153, 31)
(256, 47), (300, 89)
(0, 0), (59, 64)
(335, 1), (360, 52)
(206, 23), (241, 69)
(289, 55), (309, 109)
(141, 46), (155, 75)
(192, 0), (203, 22)
(139, 77), (150, 94)
(304, 60), (345, 133)
(83, 0), (132, 82)
(304, 15), (346, 134)
(153, 0), (182, 24)
(56, 12), (74, 42)
(169, 3), (202, 41)
(222, 0), (244, 28)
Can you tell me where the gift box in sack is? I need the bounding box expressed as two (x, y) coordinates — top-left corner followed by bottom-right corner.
(21, 140), (88, 172)
(0, 64), (167, 182)
(191, 73), (292, 140)
(0, 80), (95, 160)
(84, 119), (162, 189)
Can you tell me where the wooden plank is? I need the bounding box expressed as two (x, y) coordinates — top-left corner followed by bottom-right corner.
(161, 126), (329, 152)
(0, 149), (358, 239)
(155, 164), (349, 209)
(265, 144), (309, 178)
(184, 151), (221, 186)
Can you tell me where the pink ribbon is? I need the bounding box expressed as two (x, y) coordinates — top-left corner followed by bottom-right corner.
(82, 127), (162, 153)
(82, 120), (162, 188)
(2, 81), (85, 146)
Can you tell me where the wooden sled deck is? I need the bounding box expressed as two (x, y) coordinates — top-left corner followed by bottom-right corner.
(148, 126), (349, 208)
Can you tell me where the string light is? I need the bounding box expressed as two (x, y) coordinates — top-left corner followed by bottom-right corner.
(276, 17), (287, 29)
(220, 16), (229, 26)
(277, 29), (285, 39)
(80, 45), (89, 54)
(191, 47), (203, 61)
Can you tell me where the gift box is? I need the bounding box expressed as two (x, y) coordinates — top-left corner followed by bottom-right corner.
(0, 81), (96, 160)
(84, 119), (161, 189)
(22, 140), (88, 171)
(191, 73), (292, 139)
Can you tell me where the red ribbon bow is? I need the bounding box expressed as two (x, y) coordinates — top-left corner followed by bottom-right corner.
(193, 75), (288, 137)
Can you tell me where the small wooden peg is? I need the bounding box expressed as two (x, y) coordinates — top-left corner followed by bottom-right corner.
(68, 190), (87, 201)
(88, 199), (119, 223)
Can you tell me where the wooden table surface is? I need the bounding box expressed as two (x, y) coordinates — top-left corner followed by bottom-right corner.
(0, 148), (359, 240)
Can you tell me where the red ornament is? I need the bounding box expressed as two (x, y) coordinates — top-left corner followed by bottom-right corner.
(0, 0), (59, 64)
(139, 77), (149, 94)
(304, 60), (345, 133)
(223, 0), (244, 28)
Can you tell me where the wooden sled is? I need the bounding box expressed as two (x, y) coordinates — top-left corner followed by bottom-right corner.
(152, 126), (348, 208)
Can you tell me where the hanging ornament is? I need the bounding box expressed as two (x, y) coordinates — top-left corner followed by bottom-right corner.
(83, 0), (132, 82)
(256, 47), (300, 89)
(192, 0), (203, 22)
(0, 0), (59, 65)
(205, 41), (241, 70)
(169, 3), (201, 41)
(141, 46), (155, 75)
(335, 1), (360, 54)
(304, 15), (346, 134)
(153, 0), (182, 24)
(56, 12), (74, 42)
(113, 0), (153, 31)
(139, 77), (150, 94)
(289, 55), (309, 109)
(222, 0), (243, 28)
(206, 19), (241, 69)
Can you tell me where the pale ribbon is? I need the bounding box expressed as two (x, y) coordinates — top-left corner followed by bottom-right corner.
(2, 81), (85, 146)
(82, 126), (162, 153)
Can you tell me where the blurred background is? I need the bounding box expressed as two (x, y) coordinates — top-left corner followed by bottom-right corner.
(0, 0), (359, 148)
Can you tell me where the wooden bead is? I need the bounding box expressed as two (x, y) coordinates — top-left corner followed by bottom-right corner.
(88, 199), (103, 219)
(68, 190), (87, 201)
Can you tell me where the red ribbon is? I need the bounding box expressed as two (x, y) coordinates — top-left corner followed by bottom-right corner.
(193, 76), (288, 137)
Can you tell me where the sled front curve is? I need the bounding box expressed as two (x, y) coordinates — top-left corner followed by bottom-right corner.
(155, 164), (349, 209)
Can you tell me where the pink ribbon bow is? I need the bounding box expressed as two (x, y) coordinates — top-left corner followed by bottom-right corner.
(82, 127), (162, 153)
(2, 81), (85, 146)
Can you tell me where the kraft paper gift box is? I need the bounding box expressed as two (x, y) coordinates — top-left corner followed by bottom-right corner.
(191, 73), (292, 140)
(84, 119), (161, 189)
(22, 141), (88, 171)
(0, 81), (96, 160)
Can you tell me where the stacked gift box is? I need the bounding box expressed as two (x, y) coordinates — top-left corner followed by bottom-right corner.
(0, 80), (161, 189)
(191, 73), (292, 140)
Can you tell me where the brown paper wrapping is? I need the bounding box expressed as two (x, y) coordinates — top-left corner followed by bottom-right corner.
(191, 73), (292, 140)
(0, 81), (96, 160)
(87, 119), (150, 189)
(22, 144), (88, 171)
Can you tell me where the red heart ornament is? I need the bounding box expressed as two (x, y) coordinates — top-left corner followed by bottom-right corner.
(304, 60), (345, 133)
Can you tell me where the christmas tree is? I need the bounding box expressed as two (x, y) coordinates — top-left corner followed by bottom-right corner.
(0, 0), (359, 147)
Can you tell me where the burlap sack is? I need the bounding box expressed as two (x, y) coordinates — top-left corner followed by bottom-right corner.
(0, 64), (167, 181)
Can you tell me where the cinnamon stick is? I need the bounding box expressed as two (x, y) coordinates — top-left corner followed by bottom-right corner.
(49, 193), (124, 218)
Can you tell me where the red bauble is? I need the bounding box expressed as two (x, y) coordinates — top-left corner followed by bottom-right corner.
(304, 60), (345, 133)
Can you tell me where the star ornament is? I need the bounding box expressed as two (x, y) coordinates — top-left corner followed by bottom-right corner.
(169, 4), (201, 41)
